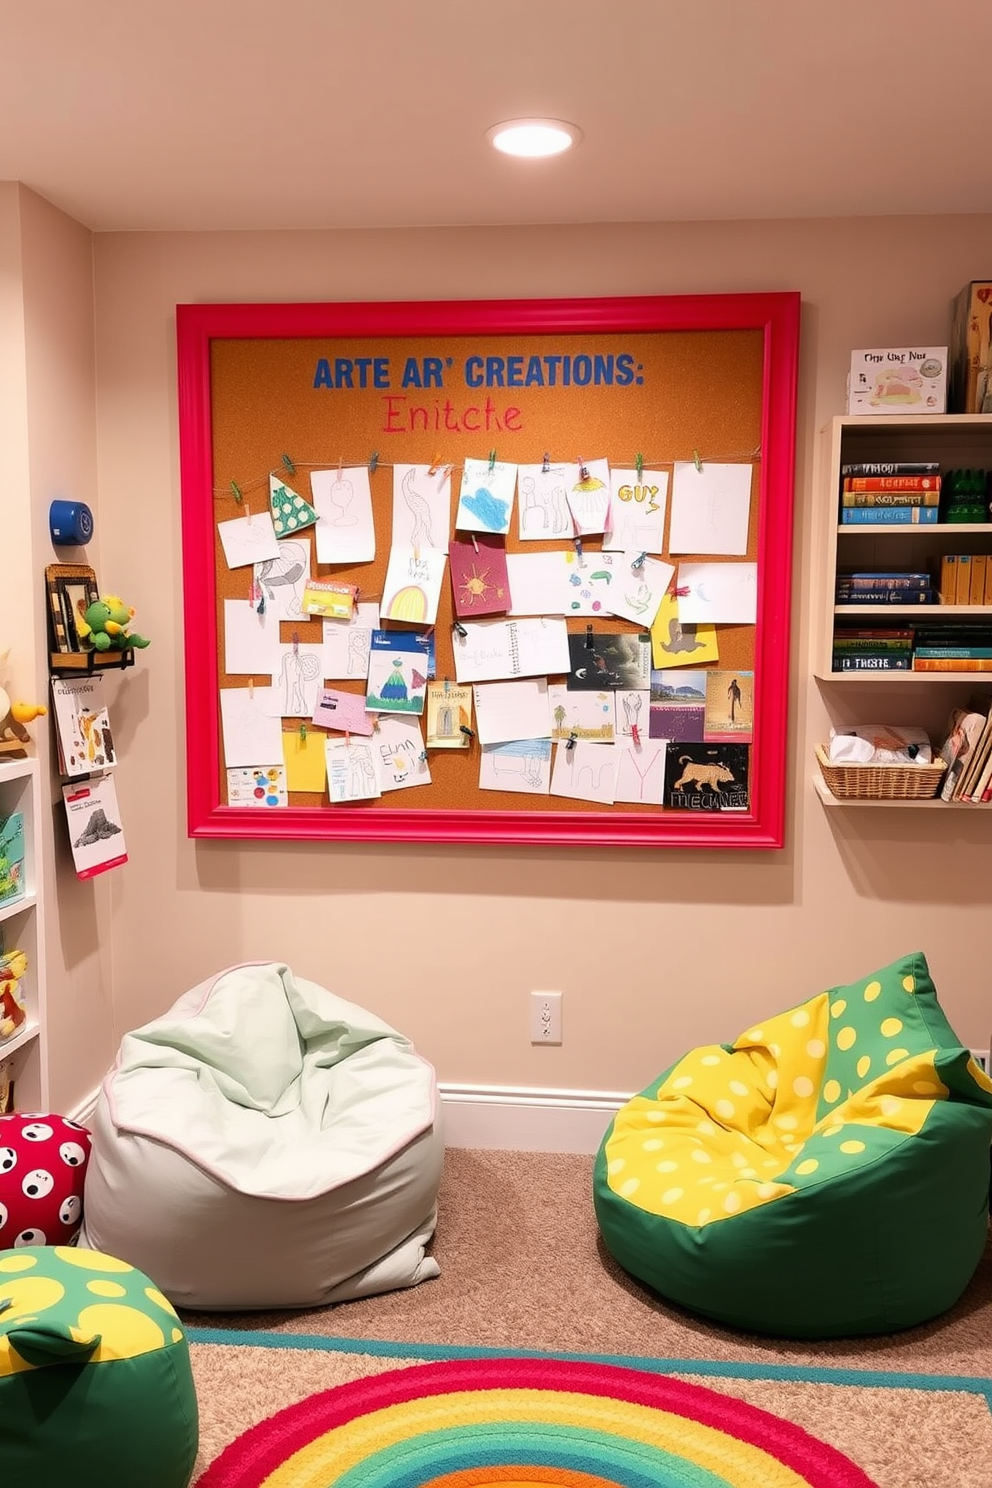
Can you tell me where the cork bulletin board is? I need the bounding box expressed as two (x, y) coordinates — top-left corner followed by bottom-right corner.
(177, 292), (800, 848)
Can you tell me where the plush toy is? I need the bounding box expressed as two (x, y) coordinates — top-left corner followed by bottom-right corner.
(0, 949), (27, 1044)
(0, 687), (46, 745)
(76, 595), (150, 652)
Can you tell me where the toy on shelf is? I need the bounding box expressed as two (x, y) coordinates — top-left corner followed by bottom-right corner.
(0, 652), (47, 757)
(77, 596), (151, 653)
(0, 948), (28, 1045)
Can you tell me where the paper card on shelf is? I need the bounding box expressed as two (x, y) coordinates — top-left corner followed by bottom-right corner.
(704, 670), (754, 744)
(253, 536), (312, 621)
(479, 739), (552, 794)
(50, 675), (116, 777)
(62, 775), (128, 880)
(381, 545), (447, 625)
(604, 468), (668, 553)
(566, 458), (611, 535)
(425, 681), (472, 748)
(366, 630), (432, 715)
(565, 631), (651, 691)
(449, 534), (510, 617)
(223, 597), (282, 676)
(614, 741), (668, 805)
(560, 549), (622, 616)
(648, 670), (706, 743)
(677, 562), (757, 624)
(311, 466), (376, 562)
(472, 679), (551, 746)
(301, 579), (357, 620)
(325, 736), (381, 803)
(455, 456), (517, 535)
(374, 716), (431, 792)
(650, 591), (719, 668)
(506, 552), (566, 616)
(220, 686), (284, 766)
(615, 689), (649, 744)
(217, 511), (282, 570)
(263, 643), (325, 718)
(312, 687), (374, 736)
(225, 767), (287, 807)
(282, 725), (327, 793)
(550, 740), (617, 804)
(547, 685), (616, 744)
(516, 461), (578, 540)
(392, 463), (452, 550)
(453, 617), (570, 683)
(269, 473), (318, 536)
(323, 601), (380, 681)
(668, 461), (753, 556)
(604, 553), (674, 627)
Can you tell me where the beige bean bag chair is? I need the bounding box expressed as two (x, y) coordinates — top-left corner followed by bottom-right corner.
(79, 961), (443, 1310)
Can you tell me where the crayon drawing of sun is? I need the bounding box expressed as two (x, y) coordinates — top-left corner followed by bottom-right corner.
(458, 563), (503, 608)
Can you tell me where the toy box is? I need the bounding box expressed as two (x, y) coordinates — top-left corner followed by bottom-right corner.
(847, 348), (947, 416)
(0, 811), (24, 905)
(948, 282), (992, 412)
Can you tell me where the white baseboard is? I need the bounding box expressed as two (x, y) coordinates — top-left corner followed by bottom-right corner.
(68, 1082), (629, 1157)
(439, 1083), (630, 1155)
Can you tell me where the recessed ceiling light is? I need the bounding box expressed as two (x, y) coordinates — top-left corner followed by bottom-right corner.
(486, 119), (581, 159)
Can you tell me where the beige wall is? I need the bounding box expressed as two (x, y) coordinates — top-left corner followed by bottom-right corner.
(66, 214), (992, 1102)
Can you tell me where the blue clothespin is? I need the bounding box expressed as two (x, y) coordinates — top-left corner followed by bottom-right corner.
(419, 750), (428, 764)
(565, 732), (578, 752)
(573, 536), (584, 566)
(632, 551), (647, 570)
(369, 451), (379, 475)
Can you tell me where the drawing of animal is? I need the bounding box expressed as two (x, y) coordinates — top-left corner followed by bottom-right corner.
(672, 756), (735, 793)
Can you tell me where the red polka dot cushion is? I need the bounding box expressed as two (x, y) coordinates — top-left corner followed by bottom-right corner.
(0, 1114), (91, 1249)
(595, 951), (992, 1338)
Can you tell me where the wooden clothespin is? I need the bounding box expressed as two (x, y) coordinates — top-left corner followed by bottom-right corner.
(248, 677), (254, 699)
(369, 451), (379, 475)
(693, 449), (703, 473)
(428, 453), (441, 476)
(471, 533), (479, 553)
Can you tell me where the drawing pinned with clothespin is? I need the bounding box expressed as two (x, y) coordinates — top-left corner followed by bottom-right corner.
(635, 452), (644, 482)
(281, 453), (296, 477)
(585, 624), (594, 650)
(632, 551), (647, 570)
(693, 449), (703, 472)
(369, 451), (379, 475)
(542, 451), (551, 473)
(453, 620), (468, 638)
(488, 449), (497, 473)
(459, 724), (475, 740)
(566, 732), (578, 752)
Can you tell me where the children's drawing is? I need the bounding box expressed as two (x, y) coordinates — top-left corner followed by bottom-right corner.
(516, 463), (575, 540)
(561, 549), (618, 615)
(226, 767), (287, 808)
(668, 461), (752, 557)
(311, 466), (376, 562)
(268, 474), (318, 536)
(605, 468), (668, 553)
(614, 742), (667, 805)
(219, 687), (284, 768)
(664, 742), (750, 811)
(393, 464), (451, 550)
(455, 457), (517, 535)
(606, 553), (674, 627)
(549, 740), (617, 804)
(565, 458), (610, 536)
(254, 538), (310, 620)
(323, 601), (380, 681)
(217, 512), (281, 570)
(479, 739), (552, 794)
(426, 681), (472, 748)
(547, 684), (615, 743)
(325, 737), (380, 803)
(677, 562), (757, 624)
(566, 631), (651, 692)
(382, 546), (446, 624)
(649, 669), (707, 744)
(273, 646), (323, 717)
(374, 716), (431, 792)
(449, 534), (509, 617)
(704, 670), (754, 743)
(617, 690), (649, 739)
(366, 631), (431, 715)
(649, 591), (720, 669)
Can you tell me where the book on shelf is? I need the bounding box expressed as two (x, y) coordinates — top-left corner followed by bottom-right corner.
(838, 572), (932, 586)
(939, 554), (957, 602)
(956, 554), (973, 604)
(914, 647), (992, 659)
(952, 693), (992, 801)
(832, 637), (915, 653)
(836, 589), (935, 605)
(841, 476), (941, 493)
(937, 704), (987, 801)
(840, 491), (940, 507)
(841, 462), (940, 477)
(832, 655), (912, 671)
(840, 506), (939, 525)
(913, 658), (992, 671)
(969, 554), (988, 604)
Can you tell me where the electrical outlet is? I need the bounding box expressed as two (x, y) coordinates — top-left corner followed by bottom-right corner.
(530, 990), (563, 1045)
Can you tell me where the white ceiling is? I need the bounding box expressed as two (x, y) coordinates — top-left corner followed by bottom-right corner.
(1, 0), (989, 234)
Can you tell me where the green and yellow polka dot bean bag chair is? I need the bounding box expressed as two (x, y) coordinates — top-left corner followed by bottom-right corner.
(0, 1245), (198, 1488)
(595, 951), (992, 1338)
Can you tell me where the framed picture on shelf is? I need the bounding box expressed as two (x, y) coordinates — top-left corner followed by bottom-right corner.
(45, 564), (99, 653)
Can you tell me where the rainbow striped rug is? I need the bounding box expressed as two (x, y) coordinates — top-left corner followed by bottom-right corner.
(194, 1354), (878, 1488)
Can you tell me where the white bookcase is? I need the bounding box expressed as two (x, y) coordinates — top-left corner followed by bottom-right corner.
(814, 413), (992, 808)
(0, 757), (47, 1107)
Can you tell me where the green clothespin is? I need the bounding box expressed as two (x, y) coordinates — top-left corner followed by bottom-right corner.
(692, 449), (703, 473)
(231, 480), (244, 504)
(281, 454), (296, 477)
(488, 449), (497, 474)
(635, 452), (644, 482)
(299, 722), (308, 746)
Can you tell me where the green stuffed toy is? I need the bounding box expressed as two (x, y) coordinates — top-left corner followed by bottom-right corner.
(76, 595), (150, 653)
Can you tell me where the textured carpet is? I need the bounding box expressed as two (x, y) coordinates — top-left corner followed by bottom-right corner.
(185, 1148), (992, 1487)
(191, 1354), (881, 1488)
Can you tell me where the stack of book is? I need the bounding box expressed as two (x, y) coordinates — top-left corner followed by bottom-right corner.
(835, 571), (935, 606)
(832, 628), (913, 671)
(937, 553), (992, 605)
(938, 693), (992, 802)
(839, 463), (941, 525)
(912, 620), (992, 671)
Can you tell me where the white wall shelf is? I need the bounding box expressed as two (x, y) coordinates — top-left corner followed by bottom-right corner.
(813, 776), (992, 809)
(0, 757), (48, 1110)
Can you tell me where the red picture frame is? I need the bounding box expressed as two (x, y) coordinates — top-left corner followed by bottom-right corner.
(177, 291), (800, 848)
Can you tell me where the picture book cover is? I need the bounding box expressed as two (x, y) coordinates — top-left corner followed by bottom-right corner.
(365, 630), (432, 715)
(664, 742), (750, 811)
(62, 775), (128, 879)
(51, 675), (116, 777)
(0, 812), (24, 906)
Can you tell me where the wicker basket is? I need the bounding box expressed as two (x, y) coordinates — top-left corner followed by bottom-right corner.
(815, 745), (946, 801)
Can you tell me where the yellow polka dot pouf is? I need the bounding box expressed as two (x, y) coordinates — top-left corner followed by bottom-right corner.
(594, 950), (992, 1338)
(0, 1245), (198, 1488)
